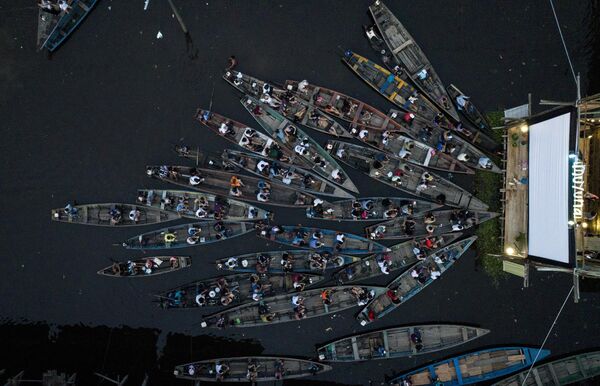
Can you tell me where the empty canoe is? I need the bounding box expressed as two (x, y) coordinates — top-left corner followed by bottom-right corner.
(97, 256), (191, 277)
(137, 189), (271, 221)
(307, 197), (442, 221)
(122, 221), (254, 250)
(357, 236), (476, 325)
(157, 272), (322, 309)
(258, 225), (390, 255)
(390, 347), (550, 385)
(51, 203), (179, 227)
(332, 233), (462, 284)
(216, 250), (361, 274)
(174, 356), (331, 382)
(200, 285), (386, 328)
(366, 210), (499, 240)
(317, 324), (489, 362)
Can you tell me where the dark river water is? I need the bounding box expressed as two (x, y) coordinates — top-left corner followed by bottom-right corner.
(1, 1), (599, 384)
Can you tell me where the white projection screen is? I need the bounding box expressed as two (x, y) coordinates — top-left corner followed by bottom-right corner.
(528, 112), (571, 264)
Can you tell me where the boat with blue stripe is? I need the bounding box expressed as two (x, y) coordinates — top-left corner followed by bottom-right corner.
(37, 0), (98, 52)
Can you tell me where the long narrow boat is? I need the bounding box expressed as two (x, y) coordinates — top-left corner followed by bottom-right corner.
(157, 272), (322, 309)
(258, 225), (390, 255)
(285, 79), (409, 132)
(357, 236), (476, 325)
(137, 189), (271, 221)
(333, 233), (462, 284)
(97, 256), (191, 277)
(390, 347), (551, 386)
(194, 109), (298, 162)
(365, 210), (498, 240)
(174, 356), (331, 382)
(342, 51), (445, 124)
(242, 95), (360, 194)
(200, 285), (386, 328)
(349, 126), (473, 174)
(368, 0), (460, 122)
(122, 221), (254, 250)
(327, 141), (489, 211)
(223, 70), (351, 138)
(491, 350), (600, 386)
(307, 197), (442, 221)
(146, 165), (324, 208)
(216, 250), (361, 274)
(38, 0), (98, 52)
(222, 149), (354, 198)
(447, 84), (492, 131)
(387, 108), (502, 173)
(317, 324), (489, 362)
(50, 203), (179, 226)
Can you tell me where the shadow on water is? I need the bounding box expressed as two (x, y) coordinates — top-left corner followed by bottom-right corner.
(0, 320), (263, 385)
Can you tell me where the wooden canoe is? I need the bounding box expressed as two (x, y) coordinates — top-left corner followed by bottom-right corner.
(447, 84), (491, 131)
(242, 95), (360, 194)
(285, 79), (409, 132)
(222, 149), (354, 198)
(157, 272), (322, 309)
(50, 203), (179, 227)
(365, 210), (499, 240)
(146, 165), (324, 208)
(326, 140), (489, 211)
(349, 127), (473, 174)
(223, 70), (351, 138)
(332, 233), (462, 284)
(386, 108), (502, 173)
(200, 285), (387, 329)
(258, 225), (390, 255)
(97, 256), (191, 277)
(390, 347), (550, 386)
(137, 189), (271, 221)
(317, 324), (489, 362)
(357, 236), (476, 325)
(342, 51), (444, 124)
(122, 221), (254, 250)
(38, 0), (98, 52)
(174, 356), (331, 382)
(491, 350), (600, 386)
(194, 109), (298, 161)
(215, 250), (362, 274)
(368, 1), (460, 122)
(307, 197), (442, 221)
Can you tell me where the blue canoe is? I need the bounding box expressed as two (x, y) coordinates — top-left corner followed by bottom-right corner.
(38, 0), (97, 52)
(390, 346), (550, 385)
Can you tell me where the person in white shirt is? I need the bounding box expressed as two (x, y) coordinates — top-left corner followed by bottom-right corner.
(359, 129), (369, 139)
(256, 192), (269, 202)
(430, 267), (441, 280)
(256, 160), (270, 173)
(189, 175), (204, 185)
(478, 157), (492, 169)
(335, 233), (345, 244)
(377, 259), (389, 274)
(331, 168), (342, 181)
(457, 153), (470, 162)
(294, 144), (308, 156)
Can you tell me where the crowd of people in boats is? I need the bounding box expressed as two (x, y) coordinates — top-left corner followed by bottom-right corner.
(38, 0), (71, 15)
(220, 251), (344, 272)
(182, 357), (314, 382)
(257, 225), (348, 251)
(110, 257), (181, 276)
(313, 198), (418, 220)
(369, 209), (476, 239)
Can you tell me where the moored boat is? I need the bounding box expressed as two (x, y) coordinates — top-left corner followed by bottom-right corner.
(137, 189), (271, 221)
(258, 225), (390, 255)
(174, 356), (331, 382)
(51, 203), (179, 227)
(368, 0), (460, 122)
(307, 197), (442, 221)
(216, 250), (361, 274)
(38, 0), (98, 52)
(327, 140), (489, 211)
(333, 233), (462, 284)
(146, 165), (323, 208)
(447, 84), (491, 131)
(222, 149), (354, 198)
(97, 256), (191, 277)
(491, 350), (600, 386)
(242, 95), (359, 194)
(157, 272), (322, 309)
(223, 70), (351, 138)
(200, 285), (386, 328)
(317, 324), (489, 362)
(366, 210), (498, 240)
(122, 221), (254, 250)
(390, 347), (550, 385)
(357, 236), (476, 325)
(342, 50), (445, 125)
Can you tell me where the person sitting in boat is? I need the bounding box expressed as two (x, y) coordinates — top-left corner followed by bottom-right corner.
(353, 287), (374, 306)
(386, 289), (401, 304)
(370, 225), (386, 239)
(246, 361), (259, 382)
(403, 112), (415, 125)
(127, 208), (141, 223)
(457, 153), (471, 163)
(423, 212), (436, 224)
(312, 154), (327, 169)
(63, 203), (78, 216)
(280, 253), (294, 272)
(255, 159), (270, 175)
(274, 359), (285, 380)
(109, 208), (122, 225)
(384, 208), (399, 219)
(376, 254), (391, 275)
(57, 0), (71, 13)
(335, 232), (345, 245)
(351, 203), (364, 220)
(309, 237), (323, 249)
(429, 265), (441, 280)
(478, 156), (493, 169)
(419, 126), (434, 143)
(143, 259), (156, 274)
(127, 260), (139, 275)
(294, 144), (309, 156)
(256, 191), (270, 202)
(410, 329), (424, 351)
(260, 93), (280, 108)
(195, 291), (208, 307)
(309, 253), (326, 270)
(404, 218), (416, 236)
(417, 69), (428, 80)
(215, 362), (229, 381)
(220, 290), (236, 306)
(387, 169), (404, 186)
(321, 289), (333, 305)
(218, 120), (235, 136)
(330, 168), (344, 183)
(294, 303), (307, 320)
(230, 174), (244, 188)
(292, 274), (307, 291)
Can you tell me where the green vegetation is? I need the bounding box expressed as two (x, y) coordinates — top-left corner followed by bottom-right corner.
(486, 111), (505, 142)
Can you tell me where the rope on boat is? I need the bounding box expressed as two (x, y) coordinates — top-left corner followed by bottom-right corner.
(548, 0), (578, 87)
(520, 285), (574, 386)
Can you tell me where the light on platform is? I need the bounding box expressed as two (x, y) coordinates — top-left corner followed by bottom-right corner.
(568, 154), (577, 159)
(588, 135), (593, 139)
(568, 220), (575, 226)
(582, 222), (589, 229)
(505, 247), (515, 255)
(520, 125), (529, 133)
